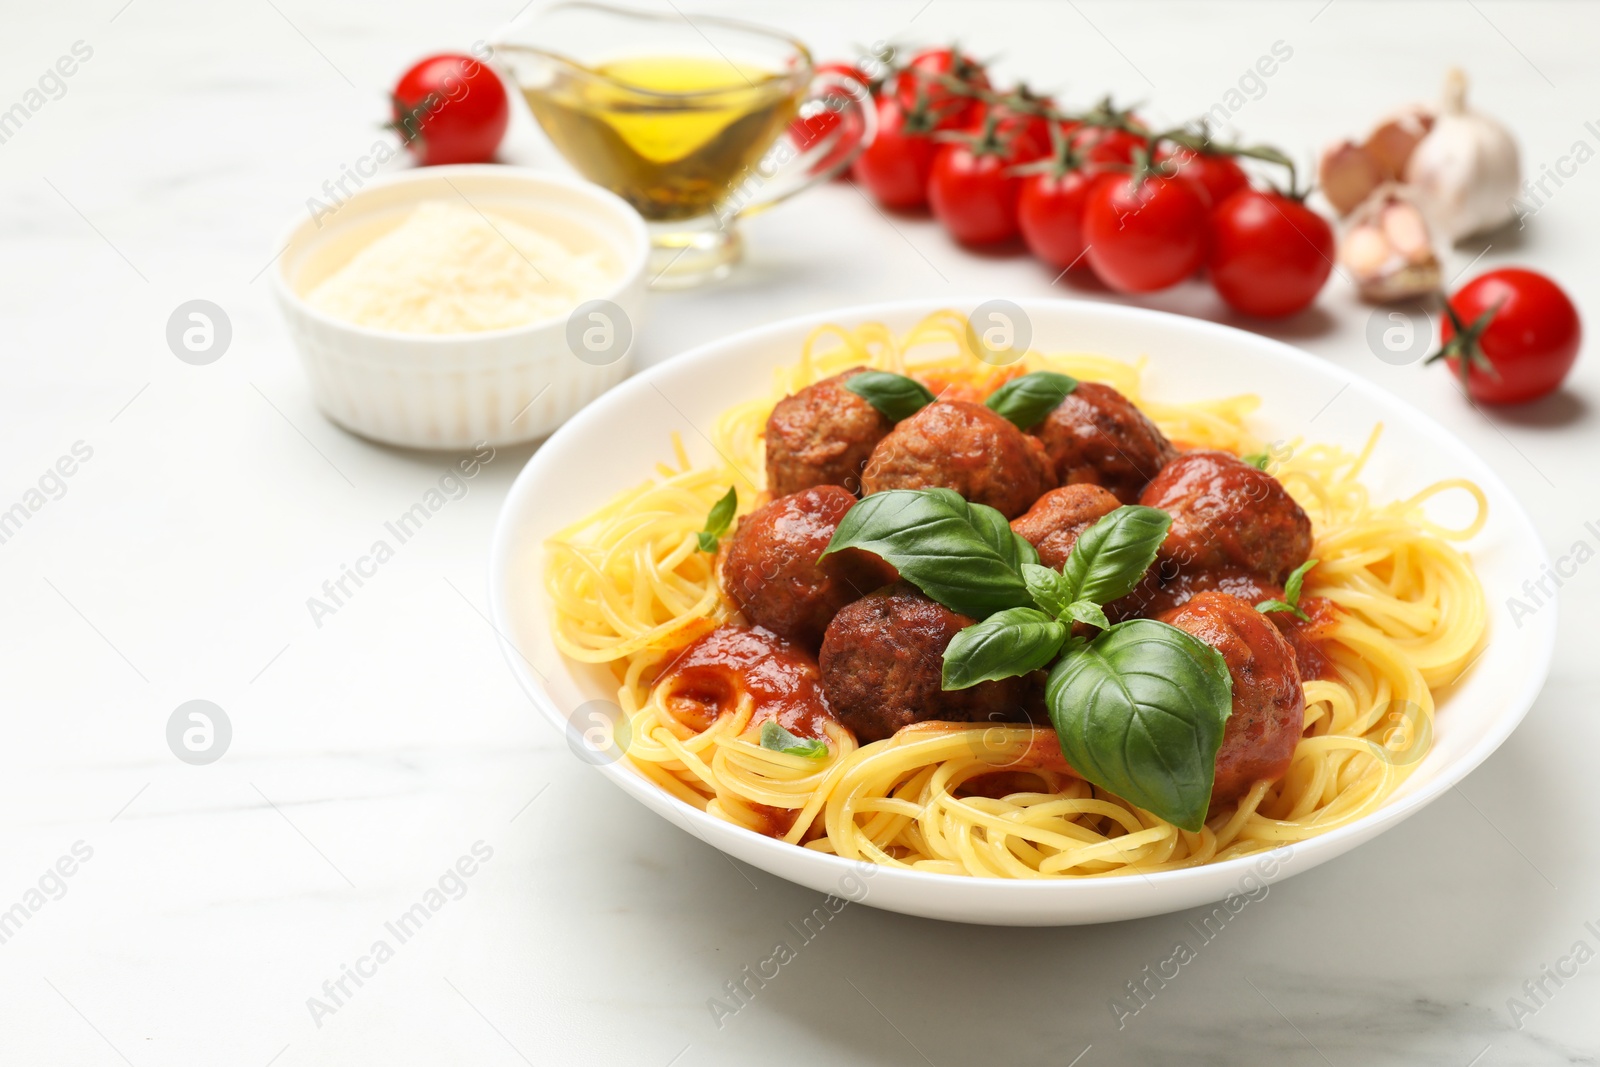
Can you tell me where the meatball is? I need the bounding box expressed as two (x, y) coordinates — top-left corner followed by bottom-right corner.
(819, 582), (1035, 742)
(1140, 450), (1312, 584)
(1136, 567), (1280, 619)
(1158, 591), (1305, 804)
(1032, 382), (1176, 503)
(765, 367), (893, 498)
(1010, 484), (1122, 569)
(721, 486), (898, 650)
(861, 401), (1052, 519)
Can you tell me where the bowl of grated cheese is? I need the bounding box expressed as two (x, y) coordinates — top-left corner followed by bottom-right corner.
(273, 165), (650, 449)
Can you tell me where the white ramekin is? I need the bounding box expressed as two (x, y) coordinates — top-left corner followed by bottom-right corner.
(272, 165), (650, 450)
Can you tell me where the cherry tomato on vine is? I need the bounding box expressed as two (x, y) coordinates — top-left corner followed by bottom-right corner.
(851, 92), (939, 209)
(928, 140), (1022, 244)
(1431, 268), (1581, 405)
(963, 94), (1054, 164)
(390, 53), (508, 166)
(1156, 144), (1250, 209)
(894, 48), (990, 129)
(1070, 124), (1145, 167)
(1207, 189), (1335, 318)
(1018, 167), (1100, 270)
(1082, 173), (1208, 292)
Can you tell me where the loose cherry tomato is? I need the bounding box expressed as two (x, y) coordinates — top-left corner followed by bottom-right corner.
(894, 48), (990, 130)
(1082, 173), (1208, 292)
(851, 92), (939, 209)
(1432, 268), (1581, 404)
(391, 53), (508, 166)
(789, 62), (871, 178)
(1156, 144), (1249, 209)
(928, 138), (1022, 245)
(1207, 189), (1335, 318)
(1018, 167), (1100, 270)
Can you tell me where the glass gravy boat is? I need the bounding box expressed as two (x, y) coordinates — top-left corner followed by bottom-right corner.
(495, 2), (874, 288)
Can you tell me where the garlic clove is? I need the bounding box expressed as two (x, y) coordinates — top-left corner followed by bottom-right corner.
(1380, 200), (1434, 264)
(1319, 140), (1386, 216)
(1365, 106), (1435, 179)
(1339, 185), (1442, 303)
(1343, 224), (1392, 276)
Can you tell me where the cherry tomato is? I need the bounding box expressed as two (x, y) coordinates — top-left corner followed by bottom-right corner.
(1018, 167), (1099, 270)
(963, 95), (1054, 164)
(1070, 124), (1145, 167)
(789, 62), (871, 178)
(391, 53), (509, 166)
(894, 48), (990, 129)
(1156, 144), (1249, 209)
(928, 141), (1021, 245)
(1435, 268), (1581, 404)
(1207, 189), (1335, 318)
(851, 93), (939, 209)
(1082, 173), (1208, 292)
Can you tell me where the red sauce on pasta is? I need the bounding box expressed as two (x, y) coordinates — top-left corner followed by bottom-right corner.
(655, 625), (837, 740)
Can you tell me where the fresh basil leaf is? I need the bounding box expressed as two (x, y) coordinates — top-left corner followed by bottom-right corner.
(696, 486), (737, 553)
(1059, 505), (1172, 607)
(821, 488), (1035, 617)
(1255, 598), (1309, 623)
(1022, 562), (1075, 619)
(1241, 451), (1270, 470)
(1282, 558), (1317, 605)
(984, 371), (1079, 430)
(843, 370), (937, 422)
(1065, 600), (1111, 630)
(962, 491), (1040, 573)
(1045, 618), (1234, 832)
(941, 607), (1067, 690)
(758, 721), (828, 759)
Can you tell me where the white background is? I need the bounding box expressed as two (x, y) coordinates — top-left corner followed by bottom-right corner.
(2, 1), (1596, 1064)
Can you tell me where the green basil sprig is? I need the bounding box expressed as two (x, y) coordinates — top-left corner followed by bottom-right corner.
(824, 488), (1234, 832)
(759, 721), (828, 759)
(843, 370), (936, 422)
(940, 505), (1170, 691)
(984, 371), (1079, 430)
(1258, 558), (1318, 623)
(696, 487), (737, 553)
(821, 488), (1039, 618)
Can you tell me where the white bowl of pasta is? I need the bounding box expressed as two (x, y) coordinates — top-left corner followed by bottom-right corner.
(488, 298), (1555, 926)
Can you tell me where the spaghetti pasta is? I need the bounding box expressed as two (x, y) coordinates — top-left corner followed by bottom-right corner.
(544, 312), (1487, 878)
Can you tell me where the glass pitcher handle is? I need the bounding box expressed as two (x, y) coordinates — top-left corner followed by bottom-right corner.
(716, 71), (877, 225)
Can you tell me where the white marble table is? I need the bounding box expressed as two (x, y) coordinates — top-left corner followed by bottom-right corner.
(2, 1), (1596, 1063)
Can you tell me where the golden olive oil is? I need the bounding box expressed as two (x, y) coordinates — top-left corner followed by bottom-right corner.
(524, 55), (802, 221)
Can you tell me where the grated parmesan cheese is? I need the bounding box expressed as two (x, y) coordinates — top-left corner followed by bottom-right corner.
(306, 201), (616, 334)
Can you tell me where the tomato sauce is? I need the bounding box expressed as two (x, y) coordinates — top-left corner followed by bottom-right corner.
(654, 625), (838, 739)
(1272, 594), (1341, 683)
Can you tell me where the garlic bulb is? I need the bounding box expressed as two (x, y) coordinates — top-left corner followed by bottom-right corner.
(1340, 184), (1442, 303)
(1404, 69), (1520, 241)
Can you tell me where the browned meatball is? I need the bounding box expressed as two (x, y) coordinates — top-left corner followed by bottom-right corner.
(861, 401), (1052, 519)
(765, 367), (893, 498)
(721, 486), (897, 650)
(1158, 591), (1305, 804)
(1136, 567), (1280, 619)
(819, 582), (1035, 742)
(1010, 484), (1122, 569)
(1141, 451), (1312, 584)
(1032, 382), (1176, 504)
